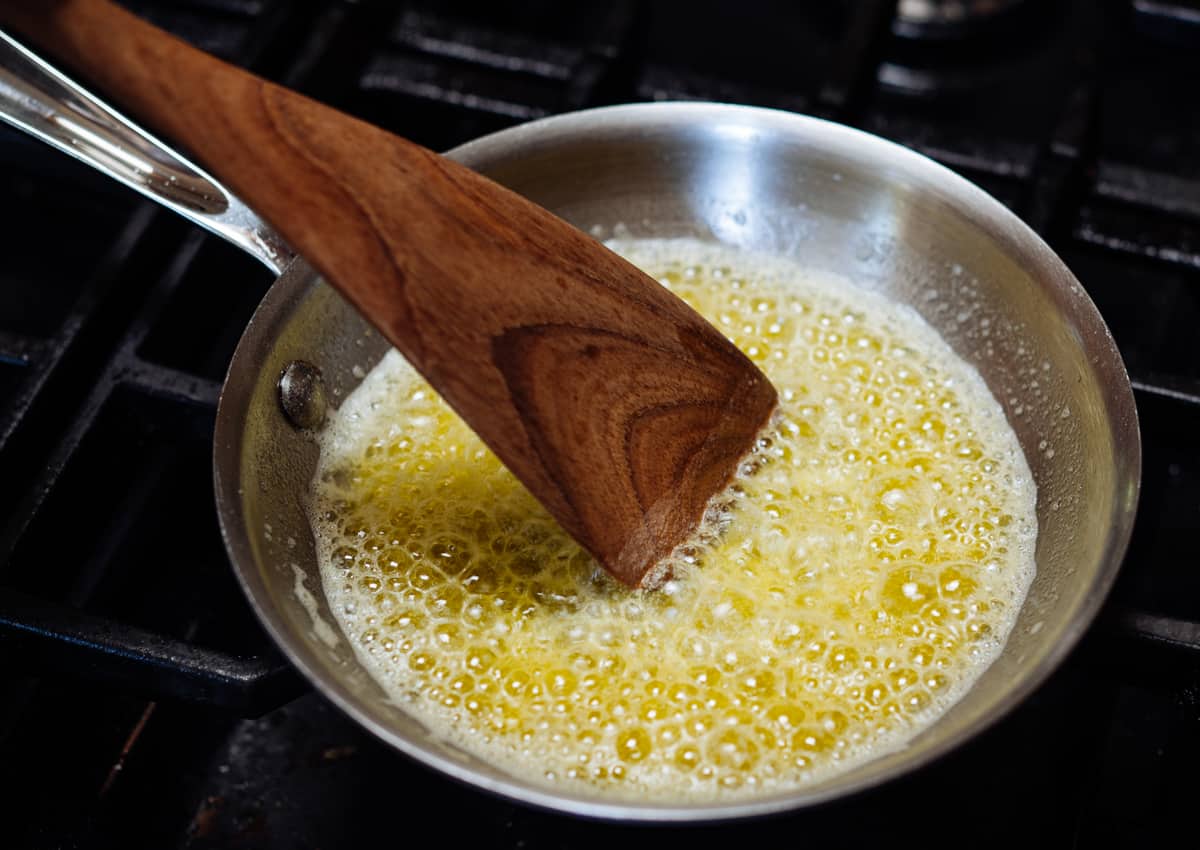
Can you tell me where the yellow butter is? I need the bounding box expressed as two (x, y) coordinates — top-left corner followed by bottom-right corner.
(309, 238), (1037, 800)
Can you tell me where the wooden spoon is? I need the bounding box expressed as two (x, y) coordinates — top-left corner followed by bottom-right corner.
(3, 0), (777, 588)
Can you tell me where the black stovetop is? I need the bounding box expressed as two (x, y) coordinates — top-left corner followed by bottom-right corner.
(2, 1), (1199, 847)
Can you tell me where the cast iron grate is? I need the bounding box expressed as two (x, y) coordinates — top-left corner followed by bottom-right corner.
(1, 0), (1198, 846)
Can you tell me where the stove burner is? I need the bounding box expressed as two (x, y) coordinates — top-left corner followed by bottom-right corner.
(879, 0), (1063, 97)
(893, 0), (1030, 39)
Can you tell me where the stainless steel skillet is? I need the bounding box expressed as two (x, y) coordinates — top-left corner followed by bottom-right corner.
(1, 30), (1140, 821)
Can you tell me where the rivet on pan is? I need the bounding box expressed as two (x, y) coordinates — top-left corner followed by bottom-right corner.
(278, 360), (327, 430)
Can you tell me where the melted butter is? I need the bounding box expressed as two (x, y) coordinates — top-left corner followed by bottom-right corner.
(309, 238), (1037, 800)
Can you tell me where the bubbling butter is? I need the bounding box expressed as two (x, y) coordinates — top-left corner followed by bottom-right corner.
(309, 239), (1037, 800)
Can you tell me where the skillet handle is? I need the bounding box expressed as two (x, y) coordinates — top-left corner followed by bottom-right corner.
(0, 28), (295, 275)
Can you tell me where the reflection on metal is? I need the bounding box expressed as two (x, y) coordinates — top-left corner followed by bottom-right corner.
(0, 29), (294, 275)
(278, 360), (328, 430)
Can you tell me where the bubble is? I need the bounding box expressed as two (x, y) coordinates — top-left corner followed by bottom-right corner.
(617, 728), (653, 763)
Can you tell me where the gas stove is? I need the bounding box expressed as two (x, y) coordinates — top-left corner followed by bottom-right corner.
(1, 1), (1198, 846)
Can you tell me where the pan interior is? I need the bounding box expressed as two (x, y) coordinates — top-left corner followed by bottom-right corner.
(215, 103), (1139, 819)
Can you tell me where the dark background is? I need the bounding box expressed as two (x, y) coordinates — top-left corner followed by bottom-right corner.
(1, 1), (1199, 847)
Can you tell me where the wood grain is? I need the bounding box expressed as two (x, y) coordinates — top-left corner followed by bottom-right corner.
(3, 0), (778, 587)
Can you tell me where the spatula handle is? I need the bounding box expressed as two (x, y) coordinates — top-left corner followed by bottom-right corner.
(3, 0), (778, 588)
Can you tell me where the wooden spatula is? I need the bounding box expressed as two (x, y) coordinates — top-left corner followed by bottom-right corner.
(3, 0), (777, 588)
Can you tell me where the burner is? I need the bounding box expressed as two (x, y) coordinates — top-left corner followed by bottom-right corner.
(893, 0), (1030, 39)
(879, 0), (1067, 98)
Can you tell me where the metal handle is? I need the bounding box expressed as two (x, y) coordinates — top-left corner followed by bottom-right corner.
(0, 29), (295, 275)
